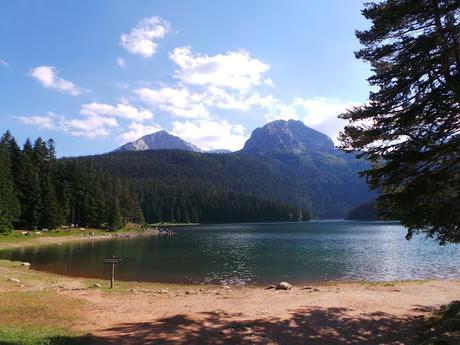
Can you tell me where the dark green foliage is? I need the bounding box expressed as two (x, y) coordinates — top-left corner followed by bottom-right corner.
(75, 148), (370, 219)
(16, 147), (40, 229)
(1, 131), (309, 229)
(346, 201), (379, 221)
(339, 0), (460, 243)
(0, 133), (20, 233)
(0, 132), (146, 230)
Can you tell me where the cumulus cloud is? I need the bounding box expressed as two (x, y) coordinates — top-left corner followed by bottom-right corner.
(15, 111), (118, 138)
(60, 116), (118, 138)
(266, 97), (358, 143)
(28, 66), (81, 96)
(171, 119), (247, 151)
(121, 17), (169, 58)
(80, 102), (153, 122)
(119, 122), (163, 142)
(170, 46), (269, 90)
(117, 57), (126, 67)
(135, 87), (209, 118)
(15, 114), (56, 130)
(207, 86), (276, 111)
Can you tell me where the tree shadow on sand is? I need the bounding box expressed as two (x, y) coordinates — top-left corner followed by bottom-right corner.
(67, 306), (443, 345)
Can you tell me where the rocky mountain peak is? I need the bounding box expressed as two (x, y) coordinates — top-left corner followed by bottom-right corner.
(241, 119), (335, 155)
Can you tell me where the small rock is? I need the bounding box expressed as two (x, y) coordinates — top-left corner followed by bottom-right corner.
(266, 285), (276, 290)
(220, 329), (233, 335)
(199, 288), (205, 292)
(222, 285), (230, 289)
(19, 284), (25, 288)
(158, 288), (169, 294)
(90, 283), (102, 288)
(275, 282), (292, 290)
(301, 286), (312, 290)
(21, 262), (31, 268)
(7, 278), (21, 283)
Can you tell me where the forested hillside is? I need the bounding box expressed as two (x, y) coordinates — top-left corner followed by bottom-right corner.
(0, 131), (308, 232)
(0, 120), (372, 232)
(77, 120), (372, 219)
(75, 149), (369, 219)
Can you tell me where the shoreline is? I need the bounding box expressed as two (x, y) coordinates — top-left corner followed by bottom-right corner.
(0, 226), (178, 251)
(1, 228), (458, 288)
(1, 232), (459, 344)
(1, 259), (459, 344)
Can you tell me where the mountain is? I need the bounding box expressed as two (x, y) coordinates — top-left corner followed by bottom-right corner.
(114, 130), (201, 153)
(241, 119), (335, 155)
(76, 120), (372, 221)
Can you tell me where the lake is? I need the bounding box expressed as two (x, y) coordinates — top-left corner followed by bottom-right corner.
(1, 221), (460, 285)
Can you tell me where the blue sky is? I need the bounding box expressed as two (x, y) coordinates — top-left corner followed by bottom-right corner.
(0, 0), (371, 156)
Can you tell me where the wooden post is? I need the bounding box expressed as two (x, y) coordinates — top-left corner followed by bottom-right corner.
(103, 256), (122, 289)
(111, 261), (115, 289)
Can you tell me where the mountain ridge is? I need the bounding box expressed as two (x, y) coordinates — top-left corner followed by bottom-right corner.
(114, 130), (201, 153)
(78, 119), (373, 219)
(113, 119), (338, 155)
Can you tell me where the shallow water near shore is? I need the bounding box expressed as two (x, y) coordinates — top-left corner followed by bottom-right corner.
(1, 221), (460, 285)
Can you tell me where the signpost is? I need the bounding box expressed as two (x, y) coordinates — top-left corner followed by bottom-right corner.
(103, 256), (122, 288)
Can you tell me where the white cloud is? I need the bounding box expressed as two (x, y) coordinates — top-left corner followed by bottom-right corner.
(0, 59), (8, 67)
(170, 46), (270, 90)
(16, 111), (119, 139)
(28, 66), (81, 96)
(15, 114), (56, 129)
(117, 57), (126, 68)
(266, 97), (358, 143)
(207, 86), (276, 111)
(135, 87), (209, 118)
(171, 119), (247, 151)
(121, 17), (169, 58)
(80, 102), (153, 122)
(60, 116), (118, 138)
(264, 78), (275, 87)
(119, 122), (162, 142)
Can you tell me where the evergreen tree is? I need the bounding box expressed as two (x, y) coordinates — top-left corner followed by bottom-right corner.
(0, 133), (20, 233)
(107, 180), (124, 230)
(339, 0), (460, 243)
(16, 148), (40, 229)
(108, 196), (123, 230)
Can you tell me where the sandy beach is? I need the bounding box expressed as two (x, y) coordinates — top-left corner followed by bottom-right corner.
(1, 257), (459, 344)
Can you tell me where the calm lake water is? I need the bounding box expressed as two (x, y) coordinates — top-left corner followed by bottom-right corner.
(1, 221), (460, 285)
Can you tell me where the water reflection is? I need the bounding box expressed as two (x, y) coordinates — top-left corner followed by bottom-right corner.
(1, 221), (459, 284)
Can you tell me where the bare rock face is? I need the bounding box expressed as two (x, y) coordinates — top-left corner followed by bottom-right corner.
(241, 119), (335, 155)
(114, 130), (201, 153)
(276, 282), (292, 290)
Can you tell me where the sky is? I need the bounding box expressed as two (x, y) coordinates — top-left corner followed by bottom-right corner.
(0, 0), (371, 157)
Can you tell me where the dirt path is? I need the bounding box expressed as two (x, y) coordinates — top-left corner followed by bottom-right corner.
(68, 280), (460, 344)
(1, 260), (459, 344)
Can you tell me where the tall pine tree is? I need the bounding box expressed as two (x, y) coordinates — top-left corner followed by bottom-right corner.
(339, 0), (460, 243)
(0, 133), (20, 233)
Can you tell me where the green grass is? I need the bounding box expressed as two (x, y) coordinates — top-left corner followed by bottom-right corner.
(0, 291), (90, 345)
(0, 325), (84, 345)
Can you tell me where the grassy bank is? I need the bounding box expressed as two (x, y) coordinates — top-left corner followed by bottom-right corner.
(0, 291), (87, 345)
